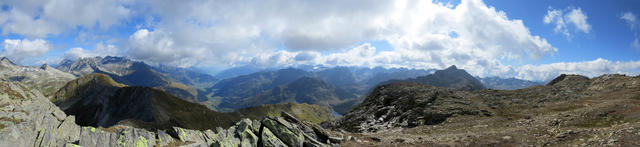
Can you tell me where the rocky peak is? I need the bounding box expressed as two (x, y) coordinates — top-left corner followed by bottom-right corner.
(546, 74), (589, 86)
(445, 65), (458, 70)
(0, 57), (15, 66)
(327, 82), (487, 132)
(102, 56), (131, 64)
(40, 63), (51, 70)
(403, 65), (485, 90)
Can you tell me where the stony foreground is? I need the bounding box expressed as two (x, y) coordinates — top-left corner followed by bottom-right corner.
(0, 81), (342, 146)
(330, 74), (640, 146)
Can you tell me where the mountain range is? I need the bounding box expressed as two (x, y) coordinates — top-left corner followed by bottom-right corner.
(52, 73), (335, 130)
(1, 55), (639, 146)
(56, 56), (201, 102)
(208, 66), (434, 112)
(383, 65), (485, 91)
(1, 55), (542, 114)
(0, 57), (76, 98)
(479, 76), (543, 90)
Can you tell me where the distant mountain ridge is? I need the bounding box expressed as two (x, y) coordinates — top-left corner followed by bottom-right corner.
(0, 57), (76, 98)
(56, 56), (200, 102)
(384, 65), (485, 90)
(53, 73), (335, 130)
(222, 76), (358, 110)
(208, 66), (433, 112)
(479, 76), (542, 90)
(211, 68), (314, 100)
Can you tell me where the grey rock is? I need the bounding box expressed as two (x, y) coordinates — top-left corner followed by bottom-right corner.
(156, 130), (175, 146)
(55, 116), (81, 145)
(261, 126), (289, 147)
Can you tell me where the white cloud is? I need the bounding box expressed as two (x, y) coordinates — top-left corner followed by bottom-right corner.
(64, 43), (119, 59)
(544, 7), (591, 38)
(633, 38), (640, 51)
(7, 0), (635, 81)
(0, 39), (52, 64)
(566, 8), (591, 33)
(125, 0), (556, 77)
(620, 12), (640, 51)
(0, 0), (132, 37)
(126, 29), (210, 67)
(544, 9), (569, 36)
(621, 12), (638, 29)
(516, 58), (640, 81)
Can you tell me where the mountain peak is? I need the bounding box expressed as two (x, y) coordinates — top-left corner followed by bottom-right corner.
(546, 74), (589, 86)
(445, 65), (458, 70)
(0, 57), (15, 65)
(403, 65), (485, 90)
(40, 63), (51, 70)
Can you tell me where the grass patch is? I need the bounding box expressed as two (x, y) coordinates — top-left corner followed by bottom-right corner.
(571, 116), (622, 128)
(0, 116), (23, 124)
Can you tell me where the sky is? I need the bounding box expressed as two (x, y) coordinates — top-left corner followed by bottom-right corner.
(0, 0), (639, 81)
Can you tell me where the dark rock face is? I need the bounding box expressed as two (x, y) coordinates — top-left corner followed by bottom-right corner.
(329, 82), (487, 132)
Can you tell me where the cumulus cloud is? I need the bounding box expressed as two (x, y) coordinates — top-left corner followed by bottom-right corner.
(544, 7), (591, 38)
(5, 0), (636, 81)
(125, 0), (556, 76)
(516, 58), (640, 81)
(64, 43), (120, 59)
(126, 29), (211, 67)
(0, 0), (132, 37)
(0, 39), (52, 64)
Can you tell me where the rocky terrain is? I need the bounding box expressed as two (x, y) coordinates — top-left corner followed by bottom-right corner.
(0, 57), (76, 98)
(4, 56), (640, 146)
(328, 74), (640, 146)
(0, 80), (343, 146)
(329, 82), (489, 133)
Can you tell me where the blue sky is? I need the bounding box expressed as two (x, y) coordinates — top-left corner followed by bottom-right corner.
(1, 0), (640, 81)
(485, 0), (640, 64)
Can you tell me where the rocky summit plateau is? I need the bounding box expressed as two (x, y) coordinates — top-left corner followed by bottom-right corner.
(327, 74), (640, 146)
